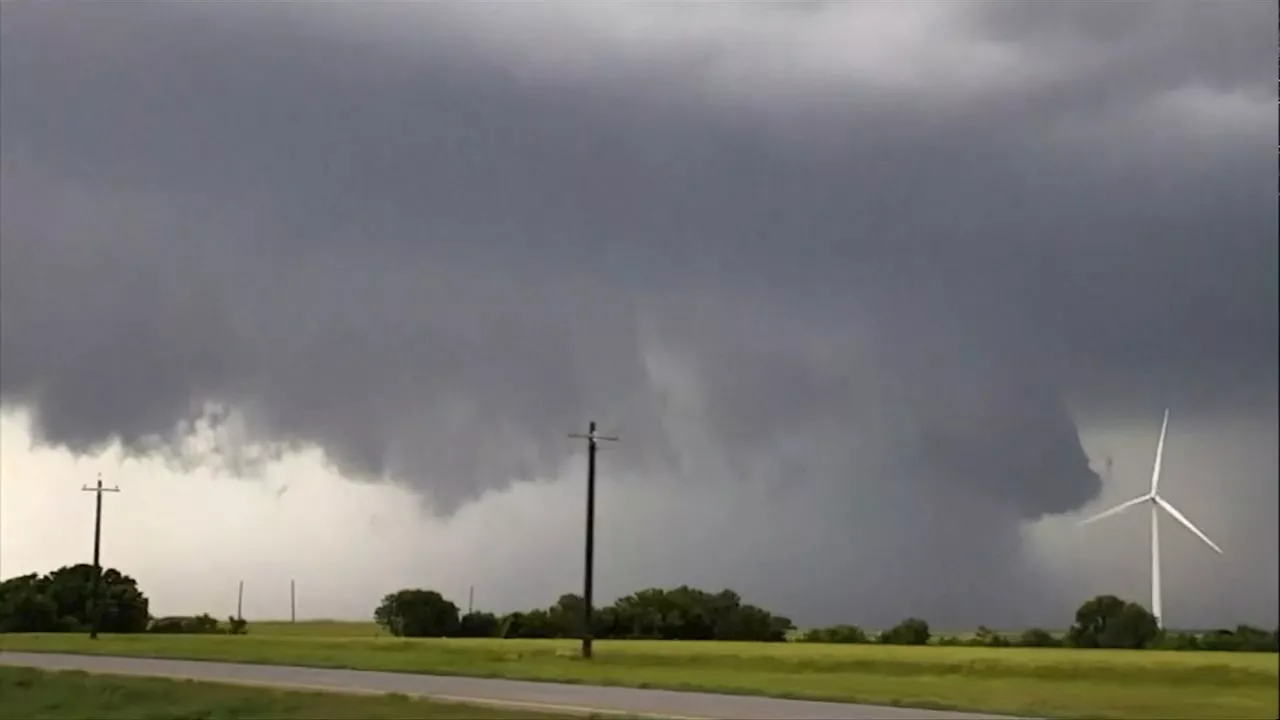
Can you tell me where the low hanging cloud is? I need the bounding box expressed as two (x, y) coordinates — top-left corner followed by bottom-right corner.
(1, 2), (1275, 626)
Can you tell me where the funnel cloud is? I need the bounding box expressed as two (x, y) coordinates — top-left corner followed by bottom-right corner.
(1, 2), (1275, 627)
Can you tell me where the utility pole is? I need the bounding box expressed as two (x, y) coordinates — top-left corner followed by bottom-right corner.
(237, 581), (244, 621)
(81, 473), (120, 640)
(467, 585), (474, 615)
(568, 421), (617, 659)
(290, 580), (297, 623)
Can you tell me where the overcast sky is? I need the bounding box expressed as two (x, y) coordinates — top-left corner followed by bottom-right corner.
(1, 1), (1275, 630)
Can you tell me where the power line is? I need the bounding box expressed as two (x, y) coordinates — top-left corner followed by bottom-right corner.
(81, 473), (120, 640)
(568, 421), (617, 660)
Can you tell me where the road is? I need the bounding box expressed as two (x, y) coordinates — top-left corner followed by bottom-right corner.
(0, 651), (1027, 720)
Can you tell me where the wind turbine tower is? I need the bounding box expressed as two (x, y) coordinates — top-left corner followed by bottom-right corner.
(1079, 409), (1223, 628)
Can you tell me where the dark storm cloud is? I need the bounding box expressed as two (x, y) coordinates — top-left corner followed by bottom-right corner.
(1, 2), (1275, 623)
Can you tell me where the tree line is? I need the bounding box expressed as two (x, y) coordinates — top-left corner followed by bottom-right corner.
(799, 595), (1279, 653)
(375, 587), (1277, 652)
(3, 565), (1275, 652)
(375, 585), (794, 642)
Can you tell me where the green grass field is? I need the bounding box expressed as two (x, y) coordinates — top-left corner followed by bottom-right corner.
(2, 623), (1276, 719)
(0, 666), (589, 719)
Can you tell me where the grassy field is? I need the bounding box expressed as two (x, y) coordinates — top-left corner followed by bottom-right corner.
(0, 666), (592, 719)
(2, 625), (1276, 719)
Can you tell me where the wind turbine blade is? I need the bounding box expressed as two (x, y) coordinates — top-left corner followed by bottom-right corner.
(1155, 496), (1223, 554)
(1150, 408), (1170, 495)
(1078, 495), (1149, 525)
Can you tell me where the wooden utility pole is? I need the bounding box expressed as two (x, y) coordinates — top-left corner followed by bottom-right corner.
(81, 473), (120, 640)
(568, 421), (617, 659)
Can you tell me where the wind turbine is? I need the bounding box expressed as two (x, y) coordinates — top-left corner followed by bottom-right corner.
(1079, 408), (1222, 628)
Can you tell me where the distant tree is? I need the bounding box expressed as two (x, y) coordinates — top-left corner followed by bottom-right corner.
(0, 565), (149, 634)
(879, 617), (931, 646)
(548, 593), (587, 639)
(591, 605), (619, 639)
(148, 613), (241, 635)
(0, 574), (60, 633)
(800, 624), (868, 644)
(603, 586), (792, 642)
(973, 625), (1011, 647)
(373, 589), (460, 638)
(227, 616), (249, 635)
(1067, 595), (1159, 649)
(497, 611), (523, 639)
(512, 609), (558, 639)
(1197, 625), (1279, 653)
(457, 611), (500, 638)
(1154, 631), (1202, 651)
(1017, 627), (1062, 648)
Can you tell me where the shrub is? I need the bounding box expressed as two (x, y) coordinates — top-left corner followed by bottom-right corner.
(973, 625), (1011, 647)
(457, 611), (500, 638)
(880, 617), (930, 645)
(0, 566), (149, 634)
(800, 624), (868, 644)
(148, 613), (228, 634)
(1017, 627), (1062, 648)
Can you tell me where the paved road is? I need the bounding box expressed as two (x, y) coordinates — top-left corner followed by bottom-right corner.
(0, 651), (1027, 720)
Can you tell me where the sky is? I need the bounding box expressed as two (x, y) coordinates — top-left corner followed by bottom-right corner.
(0, 1), (1276, 630)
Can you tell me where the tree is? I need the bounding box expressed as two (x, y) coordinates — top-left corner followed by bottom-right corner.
(1017, 627), (1062, 648)
(880, 617), (930, 645)
(800, 624), (868, 644)
(458, 611), (500, 638)
(373, 589), (460, 638)
(1067, 595), (1159, 649)
(601, 586), (792, 642)
(0, 575), (59, 633)
(0, 565), (149, 634)
(146, 614), (246, 635)
(548, 593), (587, 639)
(1198, 625), (1279, 653)
(973, 625), (1010, 647)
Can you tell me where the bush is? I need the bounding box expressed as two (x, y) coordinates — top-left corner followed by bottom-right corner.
(1017, 627), (1062, 648)
(879, 617), (930, 645)
(457, 611), (500, 638)
(1154, 631), (1202, 651)
(972, 625), (1011, 647)
(800, 624), (869, 644)
(147, 613), (242, 635)
(1197, 625), (1279, 652)
(0, 566), (150, 634)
